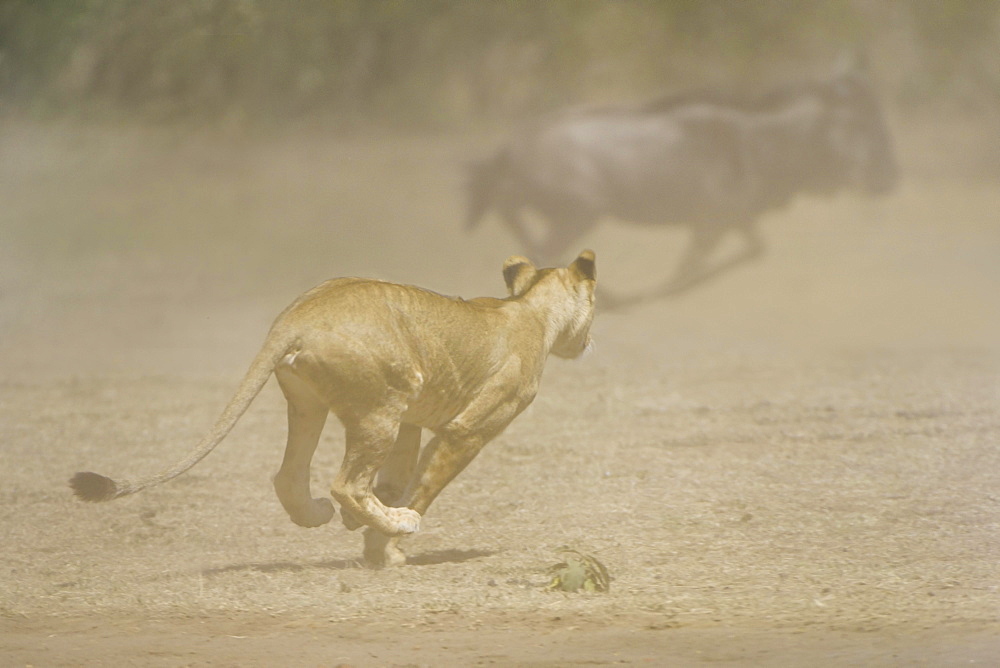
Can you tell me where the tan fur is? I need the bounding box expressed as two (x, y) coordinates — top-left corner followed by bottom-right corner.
(71, 251), (597, 567)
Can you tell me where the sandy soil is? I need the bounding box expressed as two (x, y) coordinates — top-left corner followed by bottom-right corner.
(1, 119), (998, 666)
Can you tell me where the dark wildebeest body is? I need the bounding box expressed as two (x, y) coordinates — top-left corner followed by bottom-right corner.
(466, 72), (898, 302)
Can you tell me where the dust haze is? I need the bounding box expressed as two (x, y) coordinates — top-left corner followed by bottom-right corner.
(2, 3), (999, 666)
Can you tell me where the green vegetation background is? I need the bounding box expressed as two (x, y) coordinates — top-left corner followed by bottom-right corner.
(2, 1), (997, 126)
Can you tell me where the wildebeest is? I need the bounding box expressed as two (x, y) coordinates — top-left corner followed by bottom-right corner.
(465, 70), (898, 302)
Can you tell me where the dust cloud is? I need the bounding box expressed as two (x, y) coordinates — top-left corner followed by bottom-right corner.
(2, 4), (999, 666)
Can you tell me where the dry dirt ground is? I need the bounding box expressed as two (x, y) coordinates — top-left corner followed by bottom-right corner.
(1, 119), (998, 666)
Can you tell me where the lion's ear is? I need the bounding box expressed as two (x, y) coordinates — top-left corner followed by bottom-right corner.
(503, 255), (537, 296)
(569, 250), (596, 281)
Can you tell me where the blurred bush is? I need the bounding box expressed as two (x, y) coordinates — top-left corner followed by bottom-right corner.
(1, 0), (997, 126)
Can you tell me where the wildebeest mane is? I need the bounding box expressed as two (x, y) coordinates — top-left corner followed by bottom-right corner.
(640, 78), (843, 114)
(530, 78), (846, 125)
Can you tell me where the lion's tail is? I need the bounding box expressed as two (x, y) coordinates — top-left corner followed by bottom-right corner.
(69, 332), (293, 502)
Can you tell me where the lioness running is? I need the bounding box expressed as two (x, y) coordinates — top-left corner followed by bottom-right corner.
(71, 251), (597, 567)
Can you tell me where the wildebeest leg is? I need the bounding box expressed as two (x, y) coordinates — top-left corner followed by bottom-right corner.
(499, 207), (545, 258)
(662, 225), (729, 294)
(603, 223), (749, 309)
(658, 222), (764, 297)
(539, 216), (596, 263)
(363, 422), (422, 568)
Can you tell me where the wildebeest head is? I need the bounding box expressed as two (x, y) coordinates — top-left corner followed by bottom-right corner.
(817, 73), (899, 195)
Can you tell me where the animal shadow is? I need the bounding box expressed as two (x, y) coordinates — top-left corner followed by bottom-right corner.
(198, 548), (495, 577)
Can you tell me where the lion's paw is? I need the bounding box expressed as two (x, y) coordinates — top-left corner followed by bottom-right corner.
(385, 507), (421, 536)
(287, 498), (335, 528)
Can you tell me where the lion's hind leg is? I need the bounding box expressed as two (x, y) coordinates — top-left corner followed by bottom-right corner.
(332, 407), (422, 538)
(363, 529), (407, 569)
(272, 366), (336, 528)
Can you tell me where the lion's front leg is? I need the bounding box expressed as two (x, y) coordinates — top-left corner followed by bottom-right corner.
(359, 432), (493, 568)
(401, 434), (489, 517)
(401, 387), (523, 518)
(386, 378), (522, 527)
(375, 422), (422, 507)
(331, 407), (422, 538)
(339, 421), (422, 534)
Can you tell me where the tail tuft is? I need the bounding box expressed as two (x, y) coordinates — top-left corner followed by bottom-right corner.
(69, 472), (118, 502)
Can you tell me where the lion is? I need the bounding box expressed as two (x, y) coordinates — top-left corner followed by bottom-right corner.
(71, 250), (597, 567)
